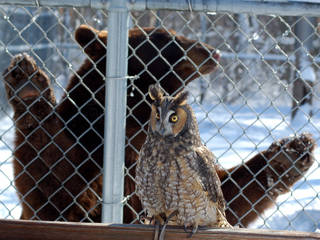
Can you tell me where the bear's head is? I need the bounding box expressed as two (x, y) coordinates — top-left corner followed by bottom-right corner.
(75, 24), (219, 88)
(74, 24), (220, 124)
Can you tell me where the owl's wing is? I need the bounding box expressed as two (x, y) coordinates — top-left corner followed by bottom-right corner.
(192, 146), (226, 211)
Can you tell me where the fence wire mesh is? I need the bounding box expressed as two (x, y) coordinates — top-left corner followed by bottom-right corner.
(0, 5), (319, 232)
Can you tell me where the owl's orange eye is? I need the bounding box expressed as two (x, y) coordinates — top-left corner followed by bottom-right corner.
(170, 114), (178, 123)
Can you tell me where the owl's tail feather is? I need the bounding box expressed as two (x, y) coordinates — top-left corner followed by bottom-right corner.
(217, 208), (233, 228)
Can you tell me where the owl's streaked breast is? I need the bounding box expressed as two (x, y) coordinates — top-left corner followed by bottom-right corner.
(136, 136), (217, 226)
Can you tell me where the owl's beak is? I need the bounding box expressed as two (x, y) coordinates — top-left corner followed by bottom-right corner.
(158, 121), (172, 137)
(159, 127), (166, 136)
(159, 121), (166, 135)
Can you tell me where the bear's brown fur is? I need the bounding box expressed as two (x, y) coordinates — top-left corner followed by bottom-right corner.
(3, 53), (102, 221)
(3, 25), (315, 227)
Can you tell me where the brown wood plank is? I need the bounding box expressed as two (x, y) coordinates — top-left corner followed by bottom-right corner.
(0, 219), (319, 240)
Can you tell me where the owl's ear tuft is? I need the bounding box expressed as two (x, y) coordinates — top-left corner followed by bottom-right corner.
(149, 84), (163, 101)
(174, 91), (189, 106)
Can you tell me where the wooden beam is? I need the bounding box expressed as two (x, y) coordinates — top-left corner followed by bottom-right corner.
(0, 219), (319, 240)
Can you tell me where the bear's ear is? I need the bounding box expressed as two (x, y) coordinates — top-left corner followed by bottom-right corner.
(75, 25), (107, 58)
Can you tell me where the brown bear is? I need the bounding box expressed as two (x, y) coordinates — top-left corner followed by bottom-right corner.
(2, 53), (102, 221)
(2, 24), (315, 227)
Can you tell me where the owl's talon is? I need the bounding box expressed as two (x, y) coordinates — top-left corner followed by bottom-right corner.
(159, 210), (178, 240)
(184, 224), (198, 238)
(154, 218), (160, 240)
(138, 210), (148, 223)
(158, 228), (165, 240)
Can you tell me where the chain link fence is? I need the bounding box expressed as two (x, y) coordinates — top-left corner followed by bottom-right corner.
(0, 1), (319, 232)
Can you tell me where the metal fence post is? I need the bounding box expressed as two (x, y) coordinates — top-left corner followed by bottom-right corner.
(102, 0), (129, 223)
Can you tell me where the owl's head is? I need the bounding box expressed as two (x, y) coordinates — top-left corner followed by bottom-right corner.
(148, 84), (194, 138)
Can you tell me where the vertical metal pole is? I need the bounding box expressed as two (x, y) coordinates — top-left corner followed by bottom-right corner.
(102, 0), (129, 223)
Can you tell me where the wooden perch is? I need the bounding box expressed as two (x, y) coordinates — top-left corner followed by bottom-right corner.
(0, 219), (319, 240)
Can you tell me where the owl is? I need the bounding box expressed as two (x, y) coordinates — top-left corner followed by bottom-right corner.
(135, 84), (231, 240)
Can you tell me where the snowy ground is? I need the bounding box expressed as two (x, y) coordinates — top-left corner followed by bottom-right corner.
(0, 103), (319, 232)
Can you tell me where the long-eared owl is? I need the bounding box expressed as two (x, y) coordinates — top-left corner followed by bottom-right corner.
(135, 84), (231, 238)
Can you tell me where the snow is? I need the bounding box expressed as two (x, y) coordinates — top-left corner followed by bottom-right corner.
(0, 115), (21, 219)
(0, 103), (319, 232)
(291, 104), (314, 131)
(299, 53), (316, 83)
(300, 65), (316, 83)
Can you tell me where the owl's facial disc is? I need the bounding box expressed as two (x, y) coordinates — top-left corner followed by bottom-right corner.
(150, 94), (188, 137)
(157, 109), (176, 137)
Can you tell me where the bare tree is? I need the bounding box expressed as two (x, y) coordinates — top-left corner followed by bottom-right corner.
(291, 17), (316, 121)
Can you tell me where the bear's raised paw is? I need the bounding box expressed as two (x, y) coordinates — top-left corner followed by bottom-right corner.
(3, 53), (54, 107)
